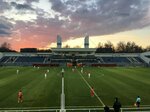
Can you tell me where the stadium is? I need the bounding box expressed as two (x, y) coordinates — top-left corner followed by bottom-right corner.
(1, 0), (150, 112)
(0, 35), (150, 112)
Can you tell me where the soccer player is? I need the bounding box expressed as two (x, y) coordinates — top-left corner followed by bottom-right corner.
(16, 69), (19, 74)
(18, 90), (23, 103)
(72, 68), (75, 72)
(88, 72), (91, 78)
(47, 69), (49, 73)
(81, 67), (83, 73)
(45, 73), (47, 79)
(136, 96), (141, 107)
(90, 87), (94, 97)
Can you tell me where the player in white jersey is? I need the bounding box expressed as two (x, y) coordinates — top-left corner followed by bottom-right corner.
(45, 73), (47, 79)
(88, 72), (91, 78)
(72, 68), (75, 72)
(17, 69), (19, 74)
(81, 67), (83, 73)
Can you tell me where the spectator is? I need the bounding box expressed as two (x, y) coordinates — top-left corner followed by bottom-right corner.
(113, 97), (121, 112)
(136, 96), (141, 107)
(104, 105), (110, 112)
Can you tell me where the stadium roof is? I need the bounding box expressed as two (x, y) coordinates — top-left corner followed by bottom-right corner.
(51, 48), (96, 53)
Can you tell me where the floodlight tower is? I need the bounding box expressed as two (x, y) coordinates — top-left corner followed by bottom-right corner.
(57, 35), (62, 48)
(84, 35), (89, 48)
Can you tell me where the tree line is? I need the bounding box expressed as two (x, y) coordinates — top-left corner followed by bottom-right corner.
(96, 41), (150, 53)
(0, 42), (52, 52)
(0, 42), (16, 52)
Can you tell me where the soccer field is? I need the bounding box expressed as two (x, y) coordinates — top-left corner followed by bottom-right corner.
(0, 66), (150, 111)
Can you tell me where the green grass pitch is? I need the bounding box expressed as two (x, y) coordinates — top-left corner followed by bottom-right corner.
(0, 66), (150, 109)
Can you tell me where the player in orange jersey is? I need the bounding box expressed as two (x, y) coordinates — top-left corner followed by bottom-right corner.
(90, 87), (94, 97)
(18, 90), (23, 103)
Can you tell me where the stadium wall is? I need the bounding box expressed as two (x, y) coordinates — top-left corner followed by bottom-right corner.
(33, 64), (59, 67)
(95, 53), (140, 57)
(0, 52), (53, 57)
(91, 64), (117, 67)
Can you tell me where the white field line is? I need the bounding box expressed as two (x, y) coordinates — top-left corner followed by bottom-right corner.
(1, 104), (150, 110)
(66, 105), (150, 108)
(66, 107), (150, 110)
(0, 109), (60, 112)
(60, 77), (65, 111)
(0, 107), (60, 109)
(0, 108), (104, 112)
(137, 105), (150, 107)
(2, 107), (150, 112)
(121, 107), (150, 110)
(1, 107), (150, 112)
(66, 105), (103, 108)
(77, 70), (105, 106)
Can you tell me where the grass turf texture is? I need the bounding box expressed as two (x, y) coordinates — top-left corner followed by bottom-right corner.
(0, 66), (150, 109)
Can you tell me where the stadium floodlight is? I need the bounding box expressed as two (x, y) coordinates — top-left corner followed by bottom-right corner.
(84, 35), (89, 48)
(57, 35), (62, 48)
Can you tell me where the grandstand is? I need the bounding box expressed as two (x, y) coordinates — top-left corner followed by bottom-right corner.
(0, 52), (149, 67)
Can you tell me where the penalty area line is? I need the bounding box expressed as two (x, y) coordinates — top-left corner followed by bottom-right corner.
(0, 109), (60, 112)
(0, 107), (60, 110)
(77, 70), (105, 107)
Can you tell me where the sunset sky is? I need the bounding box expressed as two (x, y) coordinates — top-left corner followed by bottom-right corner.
(0, 0), (150, 51)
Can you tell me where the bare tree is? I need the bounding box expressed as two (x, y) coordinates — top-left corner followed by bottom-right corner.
(1, 42), (11, 49)
(97, 42), (103, 48)
(64, 44), (70, 48)
(145, 46), (150, 51)
(126, 42), (143, 53)
(104, 41), (114, 49)
(116, 41), (144, 53)
(126, 42), (135, 52)
(116, 41), (126, 52)
(0, 42), (16, 52)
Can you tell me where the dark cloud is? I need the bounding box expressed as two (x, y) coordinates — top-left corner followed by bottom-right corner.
(0, 1), (11, 13)
(0, 17), (13, 37)
(26, 0), (40, 4)
(1, 0), (150, 46)
(0, 23), (11, 30)
(11, 2), (34, 10)
(49, 0), (150, 37)
(0, 29), (11, 36)
(50, 0), (66, 12)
